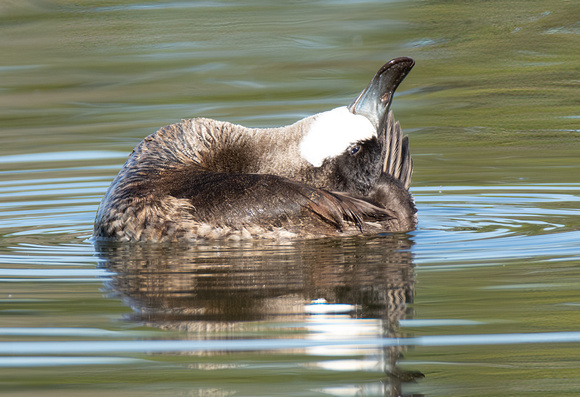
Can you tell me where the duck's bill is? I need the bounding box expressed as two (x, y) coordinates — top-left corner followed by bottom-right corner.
(348, 57), (415, 131)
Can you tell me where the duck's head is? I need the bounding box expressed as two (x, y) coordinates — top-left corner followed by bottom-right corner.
(297, 57), (415, 196)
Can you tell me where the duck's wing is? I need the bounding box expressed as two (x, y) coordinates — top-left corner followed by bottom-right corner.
(381, 111), (412, 190)
(162, 169), (394, 231)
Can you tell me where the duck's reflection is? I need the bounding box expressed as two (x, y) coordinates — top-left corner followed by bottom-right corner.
(95, 234), (423, 396)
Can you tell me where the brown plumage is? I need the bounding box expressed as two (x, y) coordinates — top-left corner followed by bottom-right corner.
(93, 57), (417, 241)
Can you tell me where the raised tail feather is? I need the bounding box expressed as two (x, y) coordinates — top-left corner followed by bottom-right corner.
(382, 111), (413, 190)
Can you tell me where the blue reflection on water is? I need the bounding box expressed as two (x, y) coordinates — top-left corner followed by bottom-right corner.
(0, 328), (143, 337)
(0, 269), (112, 277)
(0, 151), (127, 164)
(0, 356), (145, 367)
(1, 331), (579, 356)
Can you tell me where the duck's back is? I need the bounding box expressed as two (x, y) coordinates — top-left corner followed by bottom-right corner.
(94, 115), (415, 242)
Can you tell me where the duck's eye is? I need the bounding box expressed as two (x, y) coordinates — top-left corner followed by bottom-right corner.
(349, 144), (361, 156)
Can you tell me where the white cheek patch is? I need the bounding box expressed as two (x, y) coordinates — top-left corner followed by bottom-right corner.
(299, 106), (376, 167)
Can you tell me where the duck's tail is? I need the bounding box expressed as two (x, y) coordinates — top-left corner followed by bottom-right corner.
(382, 111), (412, 190)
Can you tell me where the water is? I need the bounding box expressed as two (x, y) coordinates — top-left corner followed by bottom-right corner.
(1, 0), (579, 395)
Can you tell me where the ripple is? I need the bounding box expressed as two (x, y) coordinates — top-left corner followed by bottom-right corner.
(0, 268), (111, 278)
(0, 151), (127, 164)
(1, 332), (579, 355)
(93, 2), (228, 12)
(412, 184), (580, 263)
(0, 356), (145, 367)
(400, 319), (484, 327)
(0, 327), (134, 337)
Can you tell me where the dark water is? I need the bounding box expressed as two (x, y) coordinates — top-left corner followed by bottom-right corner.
(1, 1), (579, 396)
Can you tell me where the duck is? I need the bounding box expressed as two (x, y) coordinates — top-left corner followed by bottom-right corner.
(93, 57), (417, 242)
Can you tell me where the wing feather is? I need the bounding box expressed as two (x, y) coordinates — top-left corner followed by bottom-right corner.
(382, 111), (412, 189)
(159, 169), (393, 232)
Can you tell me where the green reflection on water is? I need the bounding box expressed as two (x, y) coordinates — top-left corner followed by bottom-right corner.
(400, 0), (579, 130)
(394, 0), (580, 187)
(0, 0), (579, 396)
(406, 258), (580, 396)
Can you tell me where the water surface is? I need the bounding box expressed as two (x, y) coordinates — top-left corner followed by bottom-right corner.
(0, 0), (579, 396)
